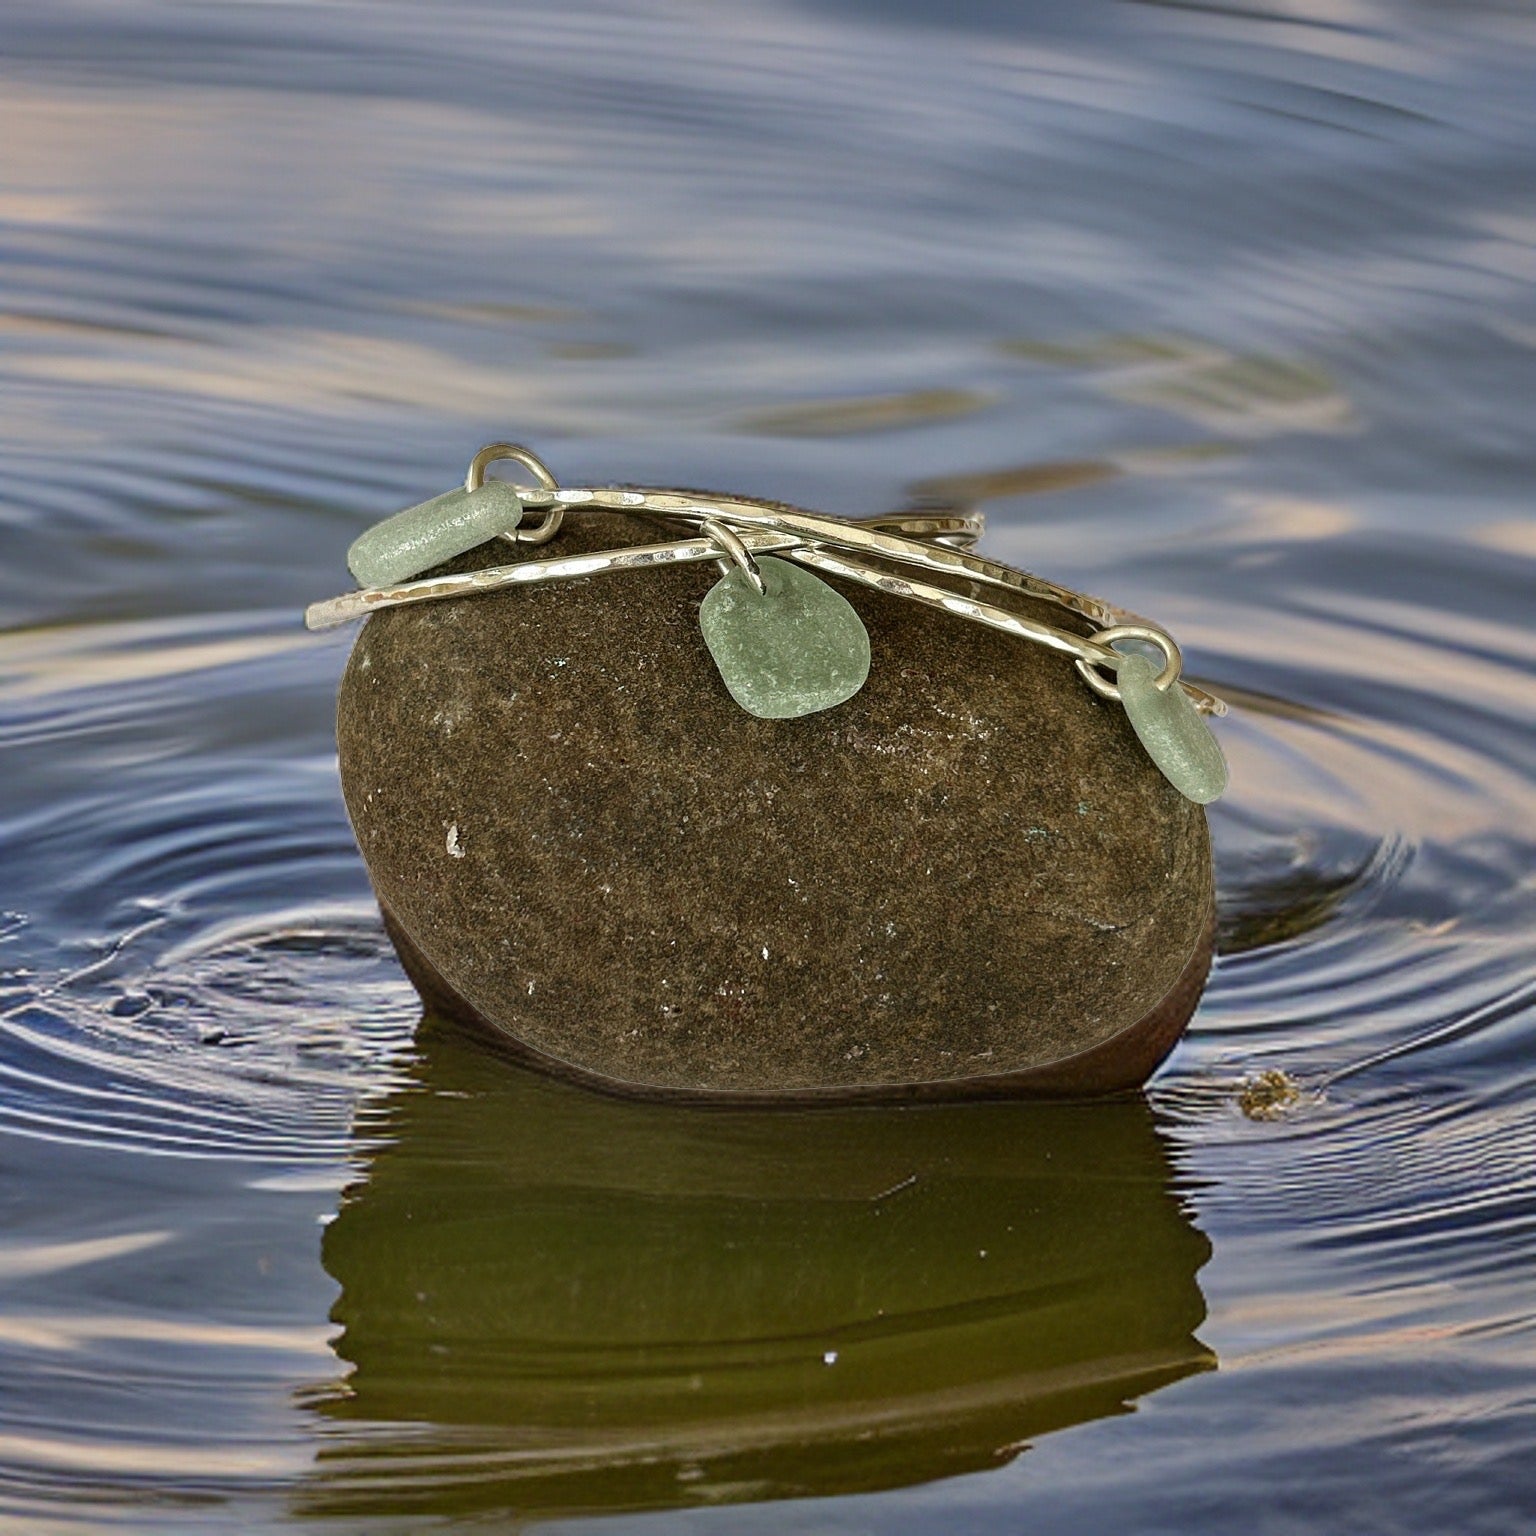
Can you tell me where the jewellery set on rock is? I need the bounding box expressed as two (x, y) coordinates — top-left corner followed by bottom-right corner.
(306, 443), (1229, 804)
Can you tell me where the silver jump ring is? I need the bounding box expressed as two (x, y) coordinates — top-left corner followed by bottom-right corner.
(1075, 623), (1182, 701)
(466, 443), (565, 546)
(701, 517), (767, 597)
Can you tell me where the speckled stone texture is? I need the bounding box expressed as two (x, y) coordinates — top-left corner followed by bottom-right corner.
(337, 505), (1214, 1100)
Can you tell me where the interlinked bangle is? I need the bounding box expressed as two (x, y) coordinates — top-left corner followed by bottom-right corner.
(306, 443), (1229, 803)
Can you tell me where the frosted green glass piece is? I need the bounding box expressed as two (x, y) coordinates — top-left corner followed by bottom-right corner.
(699, 557), (870, 719)
(347, 480), (524, 587)
(1115, 651), (1228, 804)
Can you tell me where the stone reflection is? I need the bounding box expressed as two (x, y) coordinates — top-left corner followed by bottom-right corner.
(299, 1017), (1212, 1520)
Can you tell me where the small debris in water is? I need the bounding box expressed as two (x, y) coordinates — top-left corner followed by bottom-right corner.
(1239, 1068), (1302, 1121)
(822, 1349), (838, 1365)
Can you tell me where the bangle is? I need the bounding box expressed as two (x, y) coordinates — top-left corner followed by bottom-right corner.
(306, 443), (1229, 804)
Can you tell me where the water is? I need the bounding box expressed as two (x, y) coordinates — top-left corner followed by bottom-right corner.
(1, 0), (1533, 1529)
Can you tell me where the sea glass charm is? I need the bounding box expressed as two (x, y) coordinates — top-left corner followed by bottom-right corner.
(699, 557), (871, 719)
(1115, 651), (1228, 804)
(347, 480), (525, 588)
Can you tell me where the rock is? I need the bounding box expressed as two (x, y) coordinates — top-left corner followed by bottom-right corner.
(337, 506), (1214, 1100)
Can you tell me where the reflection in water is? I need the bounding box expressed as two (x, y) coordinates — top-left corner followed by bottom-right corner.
(302, 1019), (1211, 1519)
(1216, 833), (1400, 955)
(1001, 334), (1354, 437)
(736, 387), (995, 437)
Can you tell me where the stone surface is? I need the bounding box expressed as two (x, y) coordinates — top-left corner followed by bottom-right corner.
(699, 555), (871, 718)
(337, 506), (1215, 1100)
(347, 480), (524, 587)
(1116, 651), (1229, 805)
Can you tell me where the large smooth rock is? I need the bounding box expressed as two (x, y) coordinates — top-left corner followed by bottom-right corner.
(337, 506), (1214, 1100)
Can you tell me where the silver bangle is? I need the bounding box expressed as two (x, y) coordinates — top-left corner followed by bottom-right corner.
(306, 443), (1229, 803)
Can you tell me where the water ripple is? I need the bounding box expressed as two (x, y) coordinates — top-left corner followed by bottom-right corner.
(0, 910), (416, 1161)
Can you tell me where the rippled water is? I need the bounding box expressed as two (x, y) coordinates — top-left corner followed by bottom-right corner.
(2, 0), (1534, 1530)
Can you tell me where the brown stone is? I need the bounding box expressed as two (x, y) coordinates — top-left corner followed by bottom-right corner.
(337, 504), (1214, 1100)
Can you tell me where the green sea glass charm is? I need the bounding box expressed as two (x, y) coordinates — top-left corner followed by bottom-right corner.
(1115, 651), (1228, 804)
(347, 480), (525, 588)
(699, 557), (871, 719)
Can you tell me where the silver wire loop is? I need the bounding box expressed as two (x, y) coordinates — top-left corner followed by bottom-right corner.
(465, 442), (565, 545)
(701, 518), (767, 596)
(1074, 624), (1183, 702)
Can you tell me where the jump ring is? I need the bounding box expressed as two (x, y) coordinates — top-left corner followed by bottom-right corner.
(465, 443), (566, 546)
(701, 517), (767, 596)
(1075, 623), (1182, 701)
